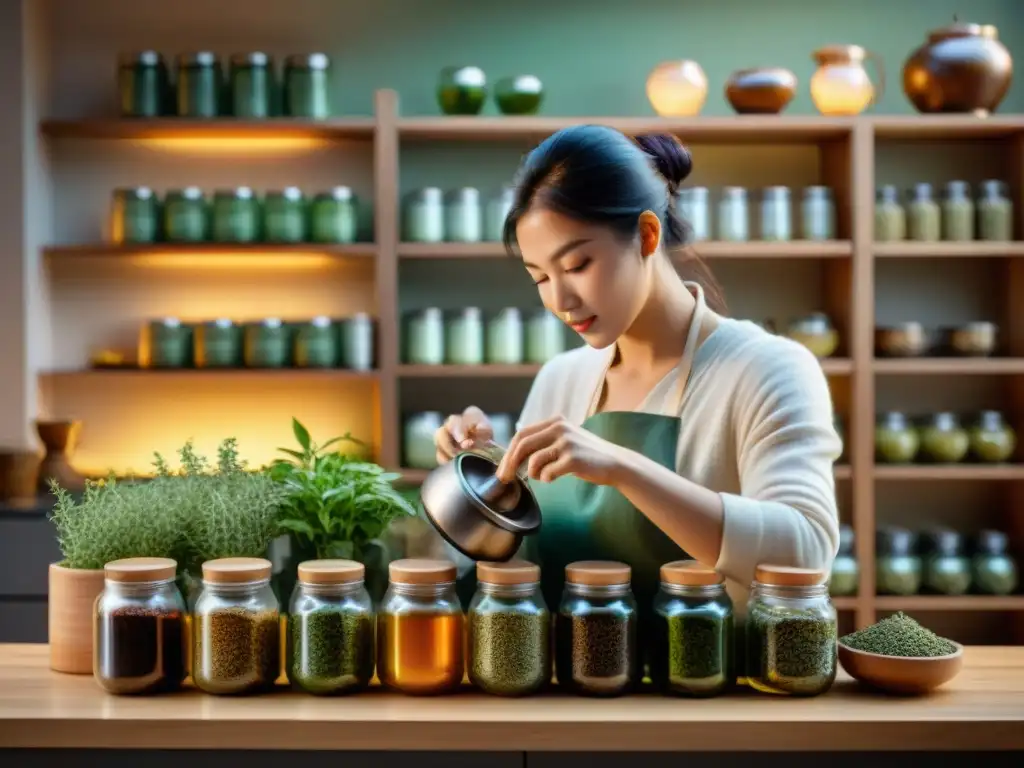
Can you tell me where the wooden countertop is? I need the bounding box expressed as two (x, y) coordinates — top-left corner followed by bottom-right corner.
(1, 643), (1022, 752)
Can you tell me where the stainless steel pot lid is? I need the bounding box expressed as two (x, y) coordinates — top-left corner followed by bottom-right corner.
(455, 452), (541, 534)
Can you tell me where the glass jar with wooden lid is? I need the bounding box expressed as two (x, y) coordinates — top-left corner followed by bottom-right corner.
(555, 560), (639, 697)
(377, 558), (464, 694)
(192, 557), (280, 695)
(93, 557), (187, 695)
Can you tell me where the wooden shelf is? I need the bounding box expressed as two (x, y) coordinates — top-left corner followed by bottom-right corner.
(398, 364), (541, 377)
(873, 358), (1024, 375)
(44, 243), (377, 259)
(819, 358), (853, 375)
(39, 117), (375, 140)
(875, 465), (1024, 481)
(871, 115), (1024, 140)
(875, 596), (1024, 612)
(875, 242), (1024, 258)
(398, 241), (853, 259)
(40, 368), (379, 380)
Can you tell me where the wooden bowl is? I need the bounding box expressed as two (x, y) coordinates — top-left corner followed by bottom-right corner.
(838, 641), (964, 695)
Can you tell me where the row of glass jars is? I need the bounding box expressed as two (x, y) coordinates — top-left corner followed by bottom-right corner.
(111, 186), (361, 245)
(403, 186), (515, 243)
(118, 51), (333, 119)
(142, 315), (375, 371)
(677, 185), (837, 243)
(875, 181), (1014, 242)
(404, 307), (566, 366)
(403, 411), (516, 469)
(875, 410), (1016, 465)
(876, 527), (1018, 597)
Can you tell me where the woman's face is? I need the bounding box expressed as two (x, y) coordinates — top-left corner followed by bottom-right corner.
(516, 206), (654, 349)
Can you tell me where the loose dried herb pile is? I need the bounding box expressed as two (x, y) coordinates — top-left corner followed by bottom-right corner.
(840, 612), (958, 657)
(747, 602), (837, 696)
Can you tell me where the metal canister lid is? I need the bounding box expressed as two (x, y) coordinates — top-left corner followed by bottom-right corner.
(118, 51), (164, 67)
(285, 53), (331, 70)
(230, 51), (271, 68)
(176, 51), (219, 68)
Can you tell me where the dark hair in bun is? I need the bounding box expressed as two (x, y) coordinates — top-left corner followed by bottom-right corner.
(502, 124), (724, 312)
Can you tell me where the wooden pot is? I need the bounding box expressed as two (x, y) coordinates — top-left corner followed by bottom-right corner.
(48, 562), (104, 674)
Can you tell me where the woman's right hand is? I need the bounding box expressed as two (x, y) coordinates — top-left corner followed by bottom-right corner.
(435, 405), (494, 464)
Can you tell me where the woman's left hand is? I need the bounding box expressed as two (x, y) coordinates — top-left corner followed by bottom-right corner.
(495, 416), (627, 486)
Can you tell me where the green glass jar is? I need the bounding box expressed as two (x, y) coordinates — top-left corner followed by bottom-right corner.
(525, 309), (566, 364)
(438, 65), (487, 115)
(294, 316), (337, 368)
(195, 319), (243, 368)
(164, 187), (210, 243)
(486, 308), (524, 365)
(446, 307), (485, 365)
(970, 410), (1017, 463)
(175, 52), (222, 118)
(971, 530), (1018, 596)
(284, 53), (331, 119)
(874, 184), (906, 242)
(229, 52), (274, 118)
(875, 411), (919, 463)
(118, 50), (170, 118)
(919, 412), (969, 463)
(650, 560), (734, 698)
(145, 318), (192, 368)
(829, 524), (858, 597)
(405, 308), (445, 365)
(977, 180), (1014, 242)
(244, 318), (291, 368)
(907, 183), (941, 242)
(941, 181), (975, 242)
(445, 188), (483, 243)
(921, 528), (971, 596)
(338, 313), (375, 371)
(876, 526), (922, 596)
(404, 188), (445, 243)
(494, 75), (544, 115)
(110, 187), (160, 244)
(311, 187), (358, 244)
(212, 187), (261, 243)
(264, 187), (308, 243)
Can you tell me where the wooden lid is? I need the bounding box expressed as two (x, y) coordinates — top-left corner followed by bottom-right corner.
(297, 559), (364, 585)
(754, 564), (828, 587)
(201, 557), (272, 584)
(660, 559), (723, 587)
(388, 558), (456, 585)
(477, 560), (540, 585)
(565, 560), (630, 586)
(105, 557), (177, 583)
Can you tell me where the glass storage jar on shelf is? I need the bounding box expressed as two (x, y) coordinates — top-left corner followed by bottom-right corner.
(229, 52), (274, 118)
(906, 183), (941, 242)
(800, 186), (835, 241)
(919, 411), (969, 463)
(94, 557), (187, 695)
(875, 411), (920, 463)
(311, 187), (358, 244)
(484, 186), (515, 242)
(405, 308), (445, 365)
(971, 530), (1018, 596)
(969, 410), (1016, 463)
(284, 53), (332, 118)
(446, 307), (485, 365)
(338, 313), (375, 371)
(941, 181), (975, 242)
(874, 184), (906, 242)
(445, 188), (483, 243)
(287, 559), (375, 695)
(468, 561), (551, 697)
(195, 318), (243, 368)
(486, 308), (524, 365)
(164, 187), (210, 243)
(145, 318), (192, 369)
(717, 187), (749, 242)
(192, 557), (281, 695)
(212, 187), (261, 244)
(175, 51), (222, 117)
(377, 558), (464, 695)
(921, 528), (971, 596)
(294, 316), (337, 368)
(118, 50), (170, 117)
(404, 411), (445, 470)
(759, 187), (792, 241)
(977, 180), (1014, 241)
(829, 525), (858, 597)
(244, 318), (291, 368)
(525, 309), (566, 363)
(556, 560), (639, 697)
(745, 564), (837, 697)
(404, 188), (445, 243)
(876, 526), (922, 596)
(650, 560), (734, 698)
(677, 187), (710, 242)
(110, 187), (160, 244)
(264, 187), (308, 243)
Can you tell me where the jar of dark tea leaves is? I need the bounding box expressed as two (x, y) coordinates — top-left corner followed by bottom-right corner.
(556, 561), (639, 697)
(921, 527), (971, 596)
(745, 564), (837, 697)
(94, 557), (187, 695)
(288, 559), (375, 695)
(468, 560), (551, 697)
(192, 557), (281, 695)
(650, 560), (734, 697)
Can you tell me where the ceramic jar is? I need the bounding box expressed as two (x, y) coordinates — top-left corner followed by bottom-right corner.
(264, 187), (308, 243)
(404, 188), (445, 243)
(495, 75), (544, 115)
(906, 183), (941, 242)
(195, 319), (243, 368)
(446, 308), (485, 365)
(977, 180), (1013, 241)
(941, 181), (975, 241)
(646, 60), (709, 117)
(717, 187), (749, 241)
(438, 66), (487, 115)
(677, 187), (710, 241)
(874, 185), (906, 242)
(724, 68), (796, 114)
(969, 410), (1016, 463)
(146, 318), (192, 369)
(919, 412), (969, 463)
(445, 188), (482, 243)
(486, 308), (524, 365)
(403, 411), (445, 470)
(212, 187), (261, 243)
(875, 411), (919, 463)
(294, 316), (337, 368)
(786, 313), (838, 358)
(405, 308), (445, 365)
(164, 187), (209, 243)
(809, 45), (882, 116)
(801, 187), (836, 241)
(525, 310), (565, 363)
(244, 318), (291, 368)
(759, 187), (792, 241)
(338, 313), (375, 371)
(484, 186), (515, 242)
(311, 187), (358, 244)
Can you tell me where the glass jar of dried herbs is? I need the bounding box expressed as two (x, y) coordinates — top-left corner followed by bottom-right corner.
(110, 187), (160, 244)
(287, 559), (375, 695)
(921, 527), (971, 596)
(829, 524), (859, 597)
(876, 526), (922, 596)
(164, 187), (210, 243)
(294, 316), (338, 368)
(118, 50), (170, 117)
(212, 187), (261, 244)
(745, 564), (837, 697)
(468, 560), (551, 697)
(192, 557), (281, 695)
(649, 560), (734, 697)
(264, 187), (308, 243)
(94, 557), (187, 695)
(195, 318), (243, 368)
(555, 561), (639, 697)
(244, 318), (292, 368)
(284, 53), (332, 119)
(229, 52), (274, 118)
(175, 51), (223, 118)
(971, 529), (1019, 596)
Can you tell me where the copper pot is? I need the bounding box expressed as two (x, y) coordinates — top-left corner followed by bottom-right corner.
(902, 20), (1013, 115)
(725, 67), (797, 114)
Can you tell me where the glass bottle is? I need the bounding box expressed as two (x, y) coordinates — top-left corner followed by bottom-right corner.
(801, 186), (836, 241)
(941, 181), (975, 242)
(145, 318), (192, 369)
(284, 53), (332, 119)
(192, 557), (281, 695)
(175, 51), (222, 117)
(829, 524), (859, 597)
(338, 313), (375, 371)
(311, 187), (358, 244)
(677, 187), (710, 242)
(229, 52), (274, 118)
(93, 557), (187, 695)
(194, 318), (243, 368)
(377, 558), (464, 695)
(110, 187), (160, 245)
(118, 50), (170, 118)
(486, 308), (524, 365)
(759, 186), (792, 241)
(906, 183), (941, 242)
(468, 561), (551, 696)
(403, 411), (445, 470)
(244, 318), (291, 368)
(484, 186), (515, 242)
(525, 309), (566, 363)
(745, 564), (836, 697)
(919, 411), (970, 463)
(921, 528), (971, 596)
(874, 411), (920, 463)
(971, 530), (1019, 596)
(556, 560), (639, 697)
(874, 184), (906, 242)
(876, 526), (922, 596)
(212, 187), (261, 244)
(263, 187), (308, 243)
(405, 308), (445, 365)
(650, 560), (734, 697)
(163, 187), (210, 243)
(969, 410), (1017, 463)
(977, 180), (1014, 242)
(717, 187), (749, 242)
(445, 307), (485, 365)
(287, 559), (375, 695)
(445, 188), (483, 243)
(404, 188), (445, 243)
(294, 316), (337, 368)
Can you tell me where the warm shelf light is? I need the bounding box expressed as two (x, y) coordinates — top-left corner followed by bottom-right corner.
(133, 136), (331, 155)
(127, 252), (345, 270)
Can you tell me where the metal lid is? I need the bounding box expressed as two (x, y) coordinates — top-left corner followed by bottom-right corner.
(213, 186), (255, 200)
(115, 186), (155, 200)
(803, 185), (832, 199)
(230, 51), (271, 67)
(118, 50), (164, 67)
(975, 529), (1008, 557)
(168, 186), (205, 200)
(269, 186), (304, 201)
(310, 315), (333, 328)
(922, 527), (962, 558)
(877, 526), (916, 558)
(944, 180), (972, 200)
(876, 184), (900, 204)
(451, 452), (540, 534)
(285, 53), (330, 70)
(978, 179), (1008, 199)
(176, 51), (219, 68)
(907, 182), (934, 202)
(318, 186), (354, 201)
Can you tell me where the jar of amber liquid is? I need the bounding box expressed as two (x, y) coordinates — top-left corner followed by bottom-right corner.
(377, 558), (464, 694)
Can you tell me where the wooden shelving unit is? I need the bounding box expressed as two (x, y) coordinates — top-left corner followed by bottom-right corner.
(37, 90), (1024, 642)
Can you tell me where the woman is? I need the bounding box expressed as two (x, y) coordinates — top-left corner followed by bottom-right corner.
(433, 125), (841, 621)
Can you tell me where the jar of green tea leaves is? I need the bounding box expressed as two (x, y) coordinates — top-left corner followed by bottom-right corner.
(829, 525), (858, 598)
(287, 559), (375, 695)
(650, 560), (734, 698)
(977, 180), (1013, 242)
(445, 188), (483, 243)
(175, 52), (222, 117)
(403, 411), (445, 470)
(919, 411), (969, 463)
(195, 318), (243, 368)
(876, 526), (922, 596)
(800, 186), (835, 241)
(145, 318), (192, 368)
(875, 411), (919, 463)
(404, 188), (445, 243)
(338, 313), (375, 371)
(311, 187), (358, 244)
(969, 410), (1016, 463)
(446, 307), (484, 365)
(468, 561), (551, 697)
(971, 530), (1018, 596)
(745, 564), (836, 697)
(405, 308), (445, 365)
(284, 53), (332, 119)
(907, 183), (941, 242)
(118, 50), (170, 118)
(110, 187), (160, 244)
(294, 316), (337, 368)
(486, 308), (524, 365)
(164, 187), (210, 243)
(941, 181), (975, 241)
(244, 318), (291, 368)
(525, 309), (566, 364)
(229, 52), (274, 118)
(874, 185), (905, 242)
(212, 187), (261, 243)
(921, 527), (971, 596)
(264, 187), (308, 243)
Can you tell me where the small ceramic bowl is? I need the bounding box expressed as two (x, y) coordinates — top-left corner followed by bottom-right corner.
(838, 641), (964, 695)
(875, 322), (933, 357)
